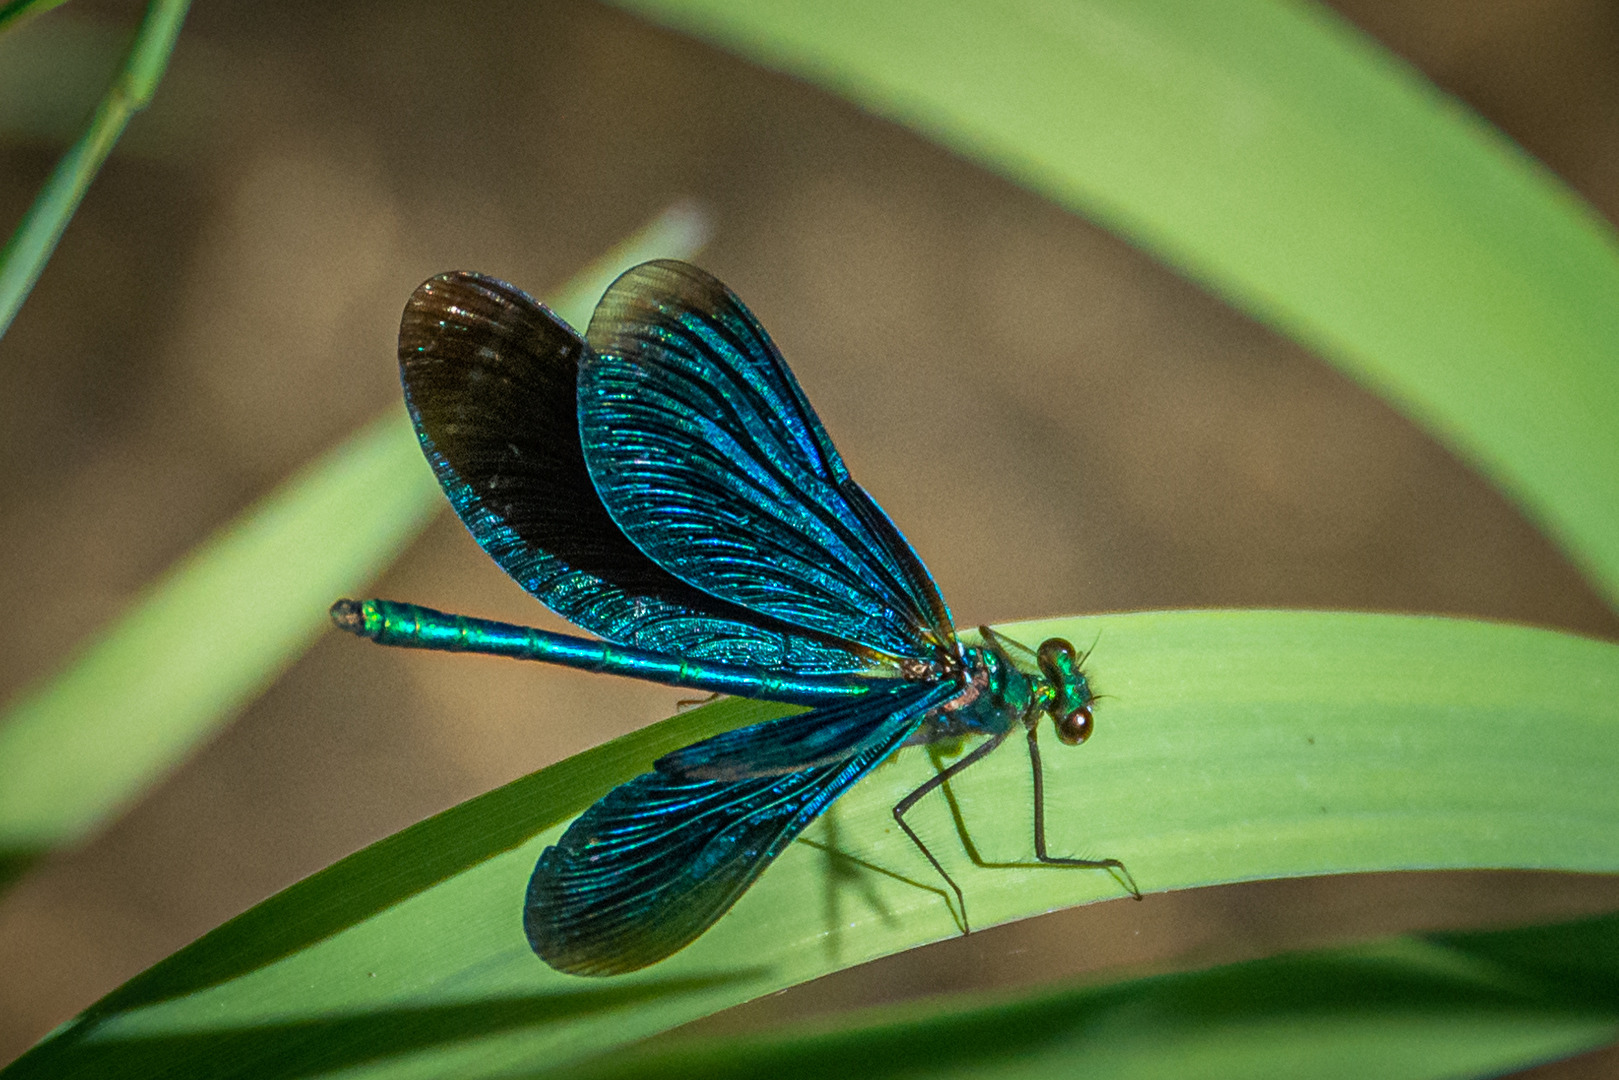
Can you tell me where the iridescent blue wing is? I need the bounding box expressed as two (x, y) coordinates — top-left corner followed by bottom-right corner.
(525, 680), (955, 975)
(578, 261), (956, 666)
(399, 272), (876, 673)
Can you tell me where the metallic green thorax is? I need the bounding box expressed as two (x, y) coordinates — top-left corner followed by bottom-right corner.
(906, 632), (1094, 747)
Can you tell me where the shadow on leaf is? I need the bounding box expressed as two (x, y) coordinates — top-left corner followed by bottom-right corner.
(536, 912), (1619, 1080)
(7, 974), (761, 1080)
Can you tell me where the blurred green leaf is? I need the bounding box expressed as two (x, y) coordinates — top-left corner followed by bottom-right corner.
(0, 203), (709, 859)
(0, 0), (190, 340)
(552, 916), (1619, 1080)
(613, 0), (1619, 611)
(6, 610), (1616, 1079)
(0, 413), (436, 854)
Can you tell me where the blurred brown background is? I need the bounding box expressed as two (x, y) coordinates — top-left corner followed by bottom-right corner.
(3, 0), (1619, 1072)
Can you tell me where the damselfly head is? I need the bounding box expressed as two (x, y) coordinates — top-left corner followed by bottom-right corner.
(1036, 638), (1095, 745)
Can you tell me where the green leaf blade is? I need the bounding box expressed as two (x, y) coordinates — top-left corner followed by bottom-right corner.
(7, 610), (1615, 1079)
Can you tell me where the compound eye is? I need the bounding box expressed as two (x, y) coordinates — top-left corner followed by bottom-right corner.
(1056, 705), (1094, 746)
